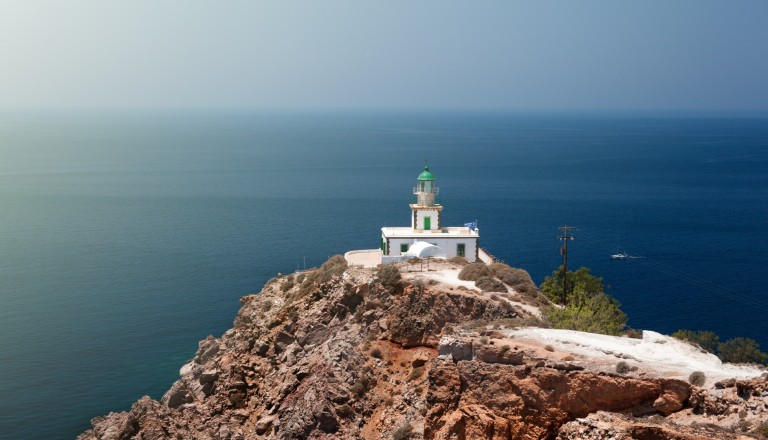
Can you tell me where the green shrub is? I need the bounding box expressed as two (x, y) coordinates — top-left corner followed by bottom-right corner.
(371, 347), (383, 359)
(689, 371), (706, 386)
(476, 276), (506, 292)
(671, 329), (720, 353)
(541, 266), (604, 305)
(500, 344), (511, 353)
(616, 361), (630, 374)
(543, 292), (627, 336)
(539, 266), (626, 335)
(718, 337), (768, 364)
(671, 330), (768, 365)
(458, 262), (491, 281)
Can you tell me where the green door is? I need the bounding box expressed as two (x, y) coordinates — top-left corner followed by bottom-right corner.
(400, 243), (408, 253)
(424, 216), (431, 230)
(457, 243), (465, 257)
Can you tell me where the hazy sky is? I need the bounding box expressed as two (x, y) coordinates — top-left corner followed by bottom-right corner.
(1, 1), (766, 111)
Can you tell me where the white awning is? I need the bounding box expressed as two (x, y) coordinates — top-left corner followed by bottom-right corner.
(406, 241), (447, 259)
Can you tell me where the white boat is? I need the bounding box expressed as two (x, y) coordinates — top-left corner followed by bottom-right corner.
(611, 235), (631, 260)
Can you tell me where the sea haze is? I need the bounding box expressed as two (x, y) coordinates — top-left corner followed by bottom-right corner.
(1, 109), (767, 439)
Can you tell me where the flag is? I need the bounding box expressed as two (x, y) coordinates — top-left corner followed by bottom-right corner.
(464, 221), (477, 230)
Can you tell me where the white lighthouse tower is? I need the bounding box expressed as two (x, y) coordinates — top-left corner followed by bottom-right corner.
(411, 166), (442, 231)
(380, 166), (479, 263)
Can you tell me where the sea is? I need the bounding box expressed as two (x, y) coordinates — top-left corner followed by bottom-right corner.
(1, 109), (767, 439)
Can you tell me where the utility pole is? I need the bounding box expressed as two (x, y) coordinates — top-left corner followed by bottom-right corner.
(558, 225), (576, 303)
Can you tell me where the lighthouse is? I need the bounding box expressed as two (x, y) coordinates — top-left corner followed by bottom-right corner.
(380, 166), (480, 263)
(411, 166), (442, 231)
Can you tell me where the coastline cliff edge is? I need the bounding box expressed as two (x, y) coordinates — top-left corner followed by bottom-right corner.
(78, 256), (768, 440)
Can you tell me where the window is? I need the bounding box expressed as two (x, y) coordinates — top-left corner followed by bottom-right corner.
(400, 243), (408, 253)
(457, 243), (465, 257)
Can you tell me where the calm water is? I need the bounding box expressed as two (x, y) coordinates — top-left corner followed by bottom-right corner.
(1, 110), (767, 439)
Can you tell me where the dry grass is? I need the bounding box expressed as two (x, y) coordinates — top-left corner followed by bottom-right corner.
(616, 361), (631, 374)
(291, 255), (348, 301)
(392, 423), (413, 440)
(689, 371), (706, 386)
(477, 277), (506, 292)
(336, 404), (354, 418)
(752, 422), (768, 438)
(408, 366), (425, 381)
(458, 263), (491, 281)
(377, 264), (403, 294)
(490, 263), (539, 294)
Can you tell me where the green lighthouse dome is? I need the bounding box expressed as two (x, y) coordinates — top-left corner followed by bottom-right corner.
(417, 166), (435, 181)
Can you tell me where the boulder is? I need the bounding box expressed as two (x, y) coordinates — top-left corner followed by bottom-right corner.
(199, 369), (219, 385)
(653, 381), (691, 416)
(438, 336), (473, 362)
(161, 382), (192, 408)
(473, 345), (524, 365)
(194, 336), (220, 364)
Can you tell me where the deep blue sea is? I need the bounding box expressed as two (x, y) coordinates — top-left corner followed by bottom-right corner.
(1, 110), (767, 439)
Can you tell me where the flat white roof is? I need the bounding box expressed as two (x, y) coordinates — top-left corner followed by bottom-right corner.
(344, 249), (382, 268)
(381, 226), (479, 238)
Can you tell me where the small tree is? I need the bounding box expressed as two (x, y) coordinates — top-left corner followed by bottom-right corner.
(540, 265), (625, 336)
(541, 266), (604, 306)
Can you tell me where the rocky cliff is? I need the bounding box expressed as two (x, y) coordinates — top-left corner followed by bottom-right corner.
(78, 258), (767, 439)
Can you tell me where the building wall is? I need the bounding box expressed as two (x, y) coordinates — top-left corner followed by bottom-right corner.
(382, 235), (478, 262)
(413, 209), (440, 230)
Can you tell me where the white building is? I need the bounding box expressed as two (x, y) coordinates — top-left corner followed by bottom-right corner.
(380, 166), (479, 263)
